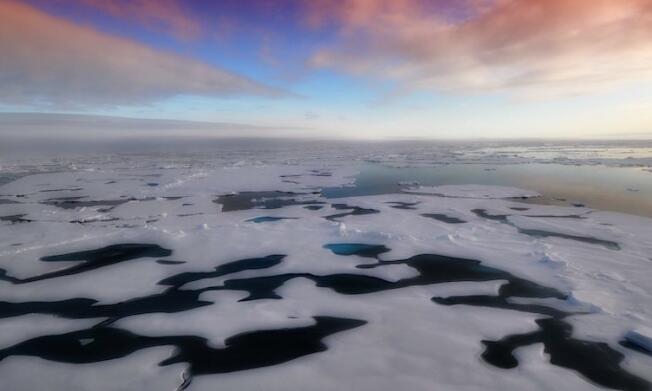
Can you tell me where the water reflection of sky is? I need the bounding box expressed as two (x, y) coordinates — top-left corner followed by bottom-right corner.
(323, 163), (652, 217)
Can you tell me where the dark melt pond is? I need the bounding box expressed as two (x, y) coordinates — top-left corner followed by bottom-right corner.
(215, 191), (324, 212)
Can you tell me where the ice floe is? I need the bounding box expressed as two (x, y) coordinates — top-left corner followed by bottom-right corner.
(404, 184), (541, 199)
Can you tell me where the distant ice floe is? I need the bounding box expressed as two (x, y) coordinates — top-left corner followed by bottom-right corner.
(0, 155), (651, 391)
(403, 184), (540, 199)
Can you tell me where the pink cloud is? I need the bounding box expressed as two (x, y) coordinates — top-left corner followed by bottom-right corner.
(308, 0), (652, 96)
(0, 1), (283, 107)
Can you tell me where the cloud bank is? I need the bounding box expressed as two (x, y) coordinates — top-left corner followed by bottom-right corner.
(0, 112), (299, 139)
(0, 1), (282, 107)
(308, 0), (652, 96)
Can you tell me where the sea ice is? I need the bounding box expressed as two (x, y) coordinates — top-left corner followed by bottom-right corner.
(0, 154), (651, 391)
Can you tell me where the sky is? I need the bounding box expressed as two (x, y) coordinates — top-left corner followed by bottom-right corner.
(1, 0), (652, 139)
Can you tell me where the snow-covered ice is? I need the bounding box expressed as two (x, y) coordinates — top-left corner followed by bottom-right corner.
(0, 149), (651, 391)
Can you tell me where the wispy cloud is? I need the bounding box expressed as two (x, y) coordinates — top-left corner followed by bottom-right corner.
(308, 0), (652, 97)
(0, 1), (284, 108)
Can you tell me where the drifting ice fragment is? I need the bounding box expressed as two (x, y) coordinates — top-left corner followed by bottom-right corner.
(625, 327), (652, 352)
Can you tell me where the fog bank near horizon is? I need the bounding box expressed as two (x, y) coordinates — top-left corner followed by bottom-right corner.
(2, 113), (651, 148)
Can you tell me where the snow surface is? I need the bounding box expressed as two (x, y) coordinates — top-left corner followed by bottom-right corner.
(0, 154), (651, 391)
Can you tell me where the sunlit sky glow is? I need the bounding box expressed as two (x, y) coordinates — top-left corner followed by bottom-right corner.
(1, 0), (652, 139)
